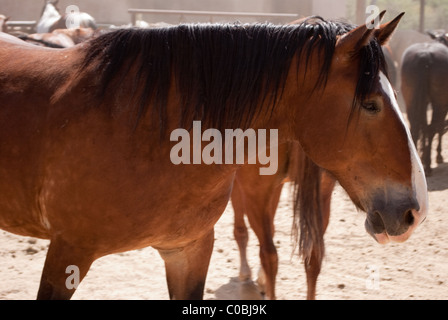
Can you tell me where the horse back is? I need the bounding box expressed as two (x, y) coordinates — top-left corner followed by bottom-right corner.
(0, 36), (233, 252)
(402, 43), (448, 110)
(402, 42), (448, 86)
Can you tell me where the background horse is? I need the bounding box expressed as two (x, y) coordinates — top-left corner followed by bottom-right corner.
(36, 0), (96, 33)
(427, 30), (448, 46)
(232, 142), (336, 300)
(19, 27), (96, 48)
(0, 14), (9, 33)
(0, 12), (427, 299)
(401, 42), (448, 175)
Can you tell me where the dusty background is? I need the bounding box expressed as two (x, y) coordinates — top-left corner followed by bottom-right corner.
(0, 137), (446, 300)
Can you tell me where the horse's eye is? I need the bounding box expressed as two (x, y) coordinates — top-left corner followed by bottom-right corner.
(361, 101), (380, 114)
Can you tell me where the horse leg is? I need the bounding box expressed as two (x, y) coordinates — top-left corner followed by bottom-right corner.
(231, 180), (252, 281)
(436, 132), (444, 164)
(157, 229), (214, 300)
(37, 237), (95, 300)
(247, 185), (283, 300)
(305, 172), (336, 300)
(434, 105), (448, 164)
(423, 125), (436, 175)
(426, 104), (447, 173)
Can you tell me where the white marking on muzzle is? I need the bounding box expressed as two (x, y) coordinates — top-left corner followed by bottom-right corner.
(379, 72), (428, 230)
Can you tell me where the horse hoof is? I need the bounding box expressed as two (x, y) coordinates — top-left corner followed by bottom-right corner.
(239, 265), (252, 282)
(437, 155), (444, 164)
(239, 272), (252, 282)
(256, 268), (266, 294)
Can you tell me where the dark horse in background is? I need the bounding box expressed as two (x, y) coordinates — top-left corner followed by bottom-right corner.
(0, 11), (427, 299)
(401, 42), (448, 175)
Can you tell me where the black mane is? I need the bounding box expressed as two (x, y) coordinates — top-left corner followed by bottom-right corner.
(80, 18), (386, 132)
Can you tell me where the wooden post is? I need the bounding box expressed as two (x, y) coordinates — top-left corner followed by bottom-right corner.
(356, 0), (367, 25)
(419, 0), (425, 33)
(131, 12), (136, 26)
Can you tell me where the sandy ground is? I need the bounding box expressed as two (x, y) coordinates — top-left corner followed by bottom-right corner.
(0, 136), (447, 300)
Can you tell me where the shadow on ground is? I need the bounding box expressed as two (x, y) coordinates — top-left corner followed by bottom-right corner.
(211, 277), (264, 300)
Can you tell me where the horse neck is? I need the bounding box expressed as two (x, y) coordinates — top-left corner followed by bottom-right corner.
(257, 55), (322, 143)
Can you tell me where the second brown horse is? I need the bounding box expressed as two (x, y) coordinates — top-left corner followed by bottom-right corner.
(232, 142), (336, 300)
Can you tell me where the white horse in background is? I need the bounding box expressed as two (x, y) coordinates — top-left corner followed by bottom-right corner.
(36, 1), (61, 33)
(0, 14), (10, 32)
(36, 0), (96, 33)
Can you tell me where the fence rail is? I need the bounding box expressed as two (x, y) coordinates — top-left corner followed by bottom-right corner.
(128, 8), (298, 25)
(5, 21), (36, 34)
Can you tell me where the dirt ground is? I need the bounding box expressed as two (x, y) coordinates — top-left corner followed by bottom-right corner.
(0, 133), (447, 300)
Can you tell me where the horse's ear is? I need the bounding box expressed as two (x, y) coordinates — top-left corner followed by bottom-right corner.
(374, 12), (405, 45)
(336, 11), (404, 58)
(427, 30), (437, 40)
(335, 10), (386, 59)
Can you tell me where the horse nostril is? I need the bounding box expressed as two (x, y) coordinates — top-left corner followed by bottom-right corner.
(370, 211), (385, 233)
(404, 210), (415, 226)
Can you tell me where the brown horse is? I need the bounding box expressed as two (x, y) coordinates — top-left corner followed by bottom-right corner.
(232, 42), (400, 301)
(0, 12), (427, 300)
(401, 42), (448, 175)
(230, 19), (404, 302)
(232, 142), (336, 300)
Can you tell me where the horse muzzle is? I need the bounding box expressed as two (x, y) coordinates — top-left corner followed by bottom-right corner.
(366, 209), (427, 244)
(364, 188), (427, 244)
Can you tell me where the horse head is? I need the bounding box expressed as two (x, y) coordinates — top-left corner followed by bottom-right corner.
(293, 12), (428, 244)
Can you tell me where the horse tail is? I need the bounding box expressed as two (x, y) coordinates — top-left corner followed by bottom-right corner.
(401, 48), (431, 147)
(291, 147), (324, 265)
